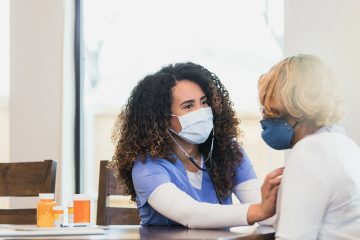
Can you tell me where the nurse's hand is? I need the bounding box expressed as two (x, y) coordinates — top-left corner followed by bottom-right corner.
(247, 167), (283, 225)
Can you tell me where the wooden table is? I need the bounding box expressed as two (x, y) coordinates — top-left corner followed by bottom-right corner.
(0, 225), (275, 239)
(135, 225), (275, 240)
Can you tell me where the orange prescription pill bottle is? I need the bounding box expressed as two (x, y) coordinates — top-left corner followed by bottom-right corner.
(73, 194), (90, 224)
(37, 193), (56, 227)
(67, 201), (74, 225)
(53, 206), (65, 227)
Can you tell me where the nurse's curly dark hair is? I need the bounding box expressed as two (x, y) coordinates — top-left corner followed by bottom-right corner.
(111, 62), (244, 201)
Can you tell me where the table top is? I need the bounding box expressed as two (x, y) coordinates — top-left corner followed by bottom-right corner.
(0, 225), (275, 240)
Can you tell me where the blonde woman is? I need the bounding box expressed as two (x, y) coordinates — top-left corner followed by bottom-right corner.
(258, 54), (360, 239)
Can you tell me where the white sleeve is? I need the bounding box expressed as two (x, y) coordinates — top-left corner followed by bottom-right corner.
(148, 182), (251, 229)
(233, 179), (276, 226)
(233, 179), (261, 203)
(275, 142), (329, 240)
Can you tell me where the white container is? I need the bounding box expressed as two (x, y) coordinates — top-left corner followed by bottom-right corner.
(53, 206), (66, 227)
(67, 201), (74, 225)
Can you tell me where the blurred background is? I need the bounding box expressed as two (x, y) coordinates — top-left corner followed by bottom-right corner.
(81, 0), (284, 201)
(1, 0), (360, 223)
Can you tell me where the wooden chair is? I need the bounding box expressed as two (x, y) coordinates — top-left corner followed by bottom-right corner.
(97, 160), (140, 225)
(0, 159), (57, 224)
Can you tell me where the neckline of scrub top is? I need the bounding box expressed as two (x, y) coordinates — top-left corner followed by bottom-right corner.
(171, 153), (221, 203)
(186, 155), (204, 190)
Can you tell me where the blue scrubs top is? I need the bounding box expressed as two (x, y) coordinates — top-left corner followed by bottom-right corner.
(132, 150), (257, 226)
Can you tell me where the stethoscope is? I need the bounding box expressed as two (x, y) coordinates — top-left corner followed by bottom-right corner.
(168, 130), (224, 204)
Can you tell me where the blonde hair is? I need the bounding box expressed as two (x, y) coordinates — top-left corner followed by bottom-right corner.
(258, 54), (346, 127)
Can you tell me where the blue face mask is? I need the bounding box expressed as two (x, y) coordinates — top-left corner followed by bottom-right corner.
(260, 118), (298, 150)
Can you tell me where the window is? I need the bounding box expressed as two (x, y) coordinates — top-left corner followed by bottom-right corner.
(82, 0), (285, 201)
(0, 0), (10, 99)
(0, 0), (10, 209)
(0, 0), (10, 163)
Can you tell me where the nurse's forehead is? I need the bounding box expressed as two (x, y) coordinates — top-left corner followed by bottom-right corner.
(172, 80), (205, 100)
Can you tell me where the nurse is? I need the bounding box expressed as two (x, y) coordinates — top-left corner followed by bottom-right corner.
(111, 62), (282, 228)
(258, 54), (360, 239)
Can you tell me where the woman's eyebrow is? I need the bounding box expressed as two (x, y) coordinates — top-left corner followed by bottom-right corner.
(179, 96), (207, 107)
(180, 99), (195, 107)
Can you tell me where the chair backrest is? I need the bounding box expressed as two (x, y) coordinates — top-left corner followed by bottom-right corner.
(97, 160), (140, 225)
(0, 159), (57, 224)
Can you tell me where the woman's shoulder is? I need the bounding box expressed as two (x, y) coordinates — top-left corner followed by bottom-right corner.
(132, 156), (174, 187)
(233, 147), (257, 184)
(289, 130), (360, 170)
(238, 147), (253, 167)
(293, 130), (356, 153)
(133, 155), (175, 172)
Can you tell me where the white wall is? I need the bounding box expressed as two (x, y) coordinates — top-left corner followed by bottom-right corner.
(284, 0), (360, 144)
(10, 0), (75, 207)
